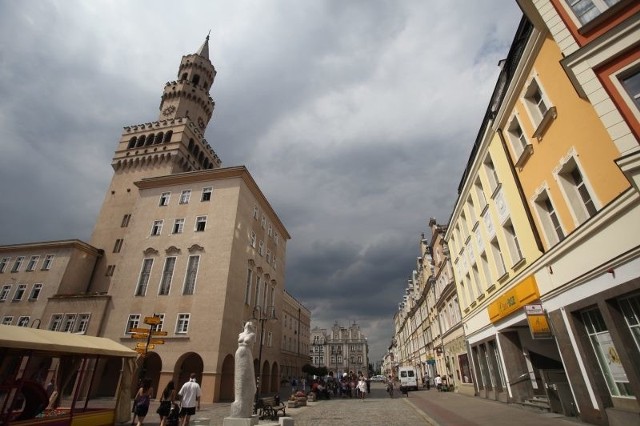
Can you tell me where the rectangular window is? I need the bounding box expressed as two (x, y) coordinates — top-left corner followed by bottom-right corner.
(126, 314), (141, 334)
(503, 221), (523, 266)
(13, 284), (27, 301)
(565, 0), (621, 25)
(183, 255), (199, 295)
(483, 156), (500, 194)
(471, 264), (483, 298)
(42, 255), (54, 271)
(179, 189), (191, 204)
(524, 78), (554, 134)
(17, 316), (30, 327)
(106, 264), (116, 276)
(620, 67), (640, 111)
(250, 231), (257, 248)
(49, 314), (63, 331)
(169, 219), (183, 236)
(159, 192), (171, 206)
(507, 116), (531, 163)
(151, 220), (163, 236)
(490, 238), (507, 278)
(0, 257), (9, 273)
(2, 316), (13, 325)
(0, 285), (11, 302)
(253, 277), (261, 308)
(135, 259), (154, 296)
(61, 314), (77, 332)
(75, 314), (91, 334)
(29, 283), (43, 301)
(195, 216), (207, 232)
(159, 257), (176, 295)
(535, 192), (565, 246)
(619, 294), (640, 353)
(150, 313), (165, 332)
(113, 238), (124, 253)
(261, 216), (266, 229)
(253, 206), (259, 220)
(201, 187), (212, 202)
(176, 313), (190, 334)
(475, 178), (487, 209)
(582, 307), (633, 397)
(258, 240), (265, 256)
(26, 256), (39, 272)
(121, 214), (132, 227)
(11, 256), (24, 273)
(245, 269), (253, 304)
(558, 160), (598, 224)
(268, 224), (273, 237)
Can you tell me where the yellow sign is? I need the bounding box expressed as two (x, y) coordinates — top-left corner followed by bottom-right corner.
(144, 316), (162, 325)
(130, 327), (150, 334)
(135, 348), (146, 354)
(149, 339), (165, 345)
(525, 304), (553, 339)
(151, 330), (168, 336)
(135, 342), (147, 349)
(130, 333), (149, 339)
(488, 275), (539, 323)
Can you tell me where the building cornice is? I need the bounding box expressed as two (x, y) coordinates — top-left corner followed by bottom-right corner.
(0, 239), (101, 256)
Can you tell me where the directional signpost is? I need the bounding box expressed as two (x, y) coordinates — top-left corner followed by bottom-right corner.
(131, 315), (167, 380)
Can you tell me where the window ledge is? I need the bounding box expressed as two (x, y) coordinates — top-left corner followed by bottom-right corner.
(532, 106), (557, 141)
(487, 284), (496, 293)
(511, 257), (526, 271)
(515, 144), (534, 168)
(472, 221), (479, 232)
(490, 182), (503, 200)
(497, 272), (510, 284)
(470, 301), (477, 308)
(477, 293), (486, 301)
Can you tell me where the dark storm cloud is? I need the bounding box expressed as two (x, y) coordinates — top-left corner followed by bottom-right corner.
(0, 0), (523, 360)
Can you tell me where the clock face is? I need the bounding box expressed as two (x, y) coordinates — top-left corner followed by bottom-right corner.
(162, 105), (176, 116)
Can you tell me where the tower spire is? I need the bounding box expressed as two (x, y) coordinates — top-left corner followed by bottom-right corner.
(196, 31), (211, 59)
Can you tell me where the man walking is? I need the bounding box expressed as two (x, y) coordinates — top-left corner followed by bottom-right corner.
(178, 373), (201, 426)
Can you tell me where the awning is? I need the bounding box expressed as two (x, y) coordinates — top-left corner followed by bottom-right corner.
(0, 324), (137, 358)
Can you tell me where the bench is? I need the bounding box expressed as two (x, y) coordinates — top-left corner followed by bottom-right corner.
(256, 395), (286, 421)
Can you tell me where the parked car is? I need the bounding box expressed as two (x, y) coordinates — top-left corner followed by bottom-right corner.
(370, 375), (385, 382)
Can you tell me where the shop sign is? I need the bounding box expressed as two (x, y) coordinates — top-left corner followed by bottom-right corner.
(488, 275), (539, 323)
(524, 304), (553, 339)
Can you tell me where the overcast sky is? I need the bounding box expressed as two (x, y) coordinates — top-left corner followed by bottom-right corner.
(0, 1), (523, 362)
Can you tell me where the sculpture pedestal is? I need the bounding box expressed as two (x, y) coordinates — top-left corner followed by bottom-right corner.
(223, 415), (259, 426)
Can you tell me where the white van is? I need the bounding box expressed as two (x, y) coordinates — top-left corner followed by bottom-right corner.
(398, 366), (418, 391)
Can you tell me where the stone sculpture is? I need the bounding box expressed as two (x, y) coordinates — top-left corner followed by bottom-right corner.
(229, 321), (257, 418)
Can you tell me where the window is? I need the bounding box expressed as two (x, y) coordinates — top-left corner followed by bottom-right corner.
(564, 0), (622, 25)
(176, 313), (190, 334)
(151, 220), (163, 236)
(76, 314), (90, 334)
(524, 78), (555, 138)
(266, 249), (272, 264)
(49, 314), (63, 331)
(126, 314), (141, 334)
(121, 214), (132, 227)
(507, 116), (532, 166)
(0, 285), (11, 301)
(249, 231), (257, 248)
(173, 218), (185, 234)
(26, 256), (39, 271)
(61, 314), (77, 332)
(150, 313), (165, 332)
(490, 238), (507, 278)
(195, 216), (207, 232)
(619, 67), (640, 111)
(475, 178), (487, 209)
(183, 255), (199, 295)
(17, 316), (29, 327)
(534, 192), (565, 246)
(253, 277), (261, 308)
(261, 215), (266, 229)
(159, 192), (171, 206)
(106, 265), (116, 276)
(113, 239), (124, 253)
(258, 240), (265, 256)
(503, 221), (523, 265)
(268, 224), (273, 237)
(13, 284), (26, 301)
(42, 255), (54, 271)
(558, 159), (598, 224)
(0, 257), (9, 273)
(159, 257), (176, 295)
(135, 259), (154, 296)
(483, 156), (500, 194)
(471, 264), (483, 298)
(29, 283), (43, 301)
(245, 269), (253, 304)
(11, 257), (24, 273)
(201, 187), (212, 202)
(2, 316), (13, 325)
(179, 190), (191, 204)
(619, 294), (640, 352)
(582, 307), (633, 397)
(253, 206), (259, 220)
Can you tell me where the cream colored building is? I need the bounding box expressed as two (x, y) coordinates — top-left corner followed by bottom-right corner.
(0, 36), (309, 404)
(310, 322), (369, 377)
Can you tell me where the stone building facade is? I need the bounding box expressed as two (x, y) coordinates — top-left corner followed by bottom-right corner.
(310, 322), (369, 377)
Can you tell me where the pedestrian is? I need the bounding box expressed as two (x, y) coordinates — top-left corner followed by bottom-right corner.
(357, 377), (367, 400)
(386, 375), (394, 398)
(434, 373), (442, 391)
(133, 378), (153, 426)
(157, 380), (176, 426)
(178, 373), (201, 426)
(424, 374), (431, 390)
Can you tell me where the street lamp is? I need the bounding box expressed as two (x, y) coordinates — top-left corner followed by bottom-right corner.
(251, 305), (277, 413)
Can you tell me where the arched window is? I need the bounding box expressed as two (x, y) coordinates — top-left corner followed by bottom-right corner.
(203, 159), (209, 169)
(145, 133), (154, 146)
(155, 132), (164, 144)
(188, 139), (195, 152)
(198, 152), (204, 164)
(194, 146), (200, 157)
(181, 73), (188, 81)
(164, 131), (173, 143)
(127, 137), (137, 149)
(136, 135), (146, 148)
(192, 74), (200, 85)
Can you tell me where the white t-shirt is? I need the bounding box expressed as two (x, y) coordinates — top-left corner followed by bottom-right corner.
(178, 379), (201, 408)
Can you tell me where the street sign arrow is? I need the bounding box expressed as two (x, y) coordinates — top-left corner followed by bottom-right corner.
(130, 327), (150, 334)
(149, 339), (165, 345)
(130, 333), (149, 339)
(135, 348), (146, 354)
(151, 330), (168, 336)
(135, 342), (147, 349)
(144, 316), (162, 325)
